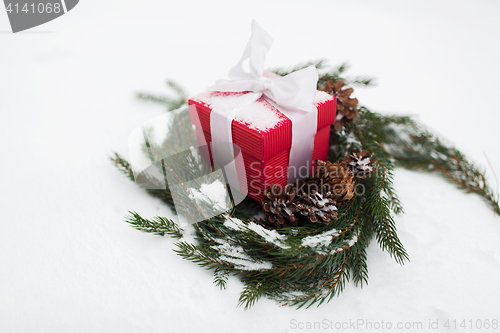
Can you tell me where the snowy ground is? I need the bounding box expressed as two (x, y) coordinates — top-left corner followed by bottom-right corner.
(1, 1), (500, 332)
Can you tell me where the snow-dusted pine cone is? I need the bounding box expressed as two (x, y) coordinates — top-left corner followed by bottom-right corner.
(259, 182), (339, 229)
(310, 160), (355, 203)
(261, 184), (299, 229)
(294, 190), (338, 224)
(342, 150), (376, 178)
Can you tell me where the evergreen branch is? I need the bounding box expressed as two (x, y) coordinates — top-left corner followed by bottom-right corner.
(321, 252), (351, 305)
(350, 77), (376, 86)
(269, 60), (376, 89)
(365, 166), (408, 264)
(137, 80), (188, 111)
(125, 211), (183, 238)
(285, 252), (351, 309)
(349, 214), (373, 287)
(136, 93), (171, 105)
(405, 147), (499, 215)
(355, 108), (500, 215)
(110, 152), (136, 182)
(238, 280), (270, 309)
(174, 241), (227, 268)
(350, 246), (369, 287)
(110, 152), (176, 208)
(214, 267), (230, 290)
(337, 109), (409, 264)
(268, 59), (327, 77)
(317, 61), (376, 88)
(373, 211), (409, 265)
(166, 79), (188, 101)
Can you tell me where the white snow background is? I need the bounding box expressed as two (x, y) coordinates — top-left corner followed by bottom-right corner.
(1, 1), (500, 332)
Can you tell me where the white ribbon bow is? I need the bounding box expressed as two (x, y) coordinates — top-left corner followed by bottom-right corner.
(208, 21), (319, 113)
(206, 20), (319, 196)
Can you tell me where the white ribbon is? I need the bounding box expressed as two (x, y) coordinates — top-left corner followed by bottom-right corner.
(207, 20), (319, 189)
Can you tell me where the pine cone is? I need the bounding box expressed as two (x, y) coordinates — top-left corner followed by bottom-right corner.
(321, 80), (359, 131)
(310, 160), (356, 203)
(294, 190), (338, 224)
(261, 184), (299, 229)
(342, 150), (376, 178)
(258, 159), (361, 229)
(260, 182), (339, 229)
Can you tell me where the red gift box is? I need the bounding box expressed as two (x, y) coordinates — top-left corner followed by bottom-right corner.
(188, 90), (337, 201)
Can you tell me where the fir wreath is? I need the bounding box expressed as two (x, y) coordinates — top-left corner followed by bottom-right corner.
(111, 61), (499, 309)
